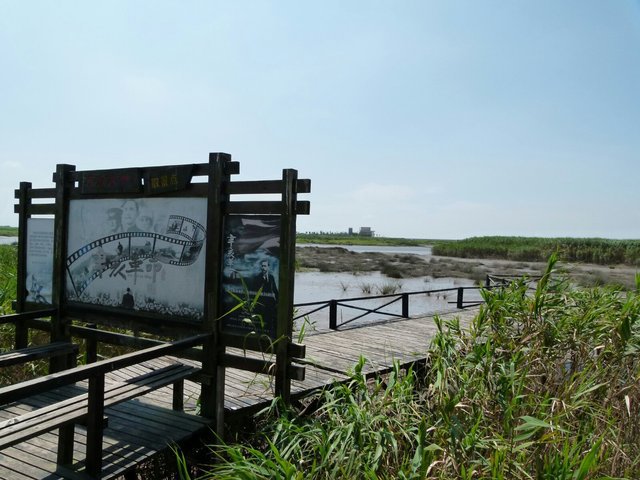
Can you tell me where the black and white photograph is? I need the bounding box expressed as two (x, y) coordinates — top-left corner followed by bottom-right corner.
(65, 198), (207, 320)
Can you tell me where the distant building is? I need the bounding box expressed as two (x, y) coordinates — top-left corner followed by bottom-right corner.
(347, 226), (375, 237)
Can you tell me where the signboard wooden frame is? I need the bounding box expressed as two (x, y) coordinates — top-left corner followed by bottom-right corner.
(13, 152), (311, 434)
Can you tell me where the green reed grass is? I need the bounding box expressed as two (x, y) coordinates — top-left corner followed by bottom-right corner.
(0, 245), (17, 315)
(376, 282), (402, 295)
(179, 255), (640, 479)
(432, 236), (640, 266)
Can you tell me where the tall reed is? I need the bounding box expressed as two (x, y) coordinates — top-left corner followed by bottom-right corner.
(0, 245), (17, 316)
(179, 255), (640, 479)
(432, 236), (640, 266)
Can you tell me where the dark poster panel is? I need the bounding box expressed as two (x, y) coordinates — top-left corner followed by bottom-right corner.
(221, 215), (280, 338)
(65, 198), (207, 321)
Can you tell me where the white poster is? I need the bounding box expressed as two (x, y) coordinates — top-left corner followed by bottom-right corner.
(65, 198), (207, 320)
(26, 218), (54, 304)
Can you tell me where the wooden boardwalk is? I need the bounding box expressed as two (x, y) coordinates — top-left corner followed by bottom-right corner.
(0, 307), (479, 479)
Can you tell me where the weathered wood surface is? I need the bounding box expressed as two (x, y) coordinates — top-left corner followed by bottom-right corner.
(0, 342), (78, 368)
(0, 308), (478, 479)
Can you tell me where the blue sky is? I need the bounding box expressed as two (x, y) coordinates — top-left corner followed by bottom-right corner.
(1, 1), (639, 239)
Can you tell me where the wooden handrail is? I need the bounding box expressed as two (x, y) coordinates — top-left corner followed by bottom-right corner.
(0, 308), (56, 325)
(295, 285), (491, 330)
(294, 286), (462, 308)
(0, 333), (210, 405)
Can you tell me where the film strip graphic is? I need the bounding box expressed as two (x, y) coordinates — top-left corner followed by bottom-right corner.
(66, 215), (206, 297)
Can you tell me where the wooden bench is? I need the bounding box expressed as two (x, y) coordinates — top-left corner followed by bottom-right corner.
(0, 333), (208, 478)
(0, 341), (78, 368)
(0, 362), (198, 448)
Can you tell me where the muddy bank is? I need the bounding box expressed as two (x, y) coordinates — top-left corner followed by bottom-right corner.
(296, 246), (639, 289)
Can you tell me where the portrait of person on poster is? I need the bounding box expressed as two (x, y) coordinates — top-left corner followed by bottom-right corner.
(221, 215), (281, 337)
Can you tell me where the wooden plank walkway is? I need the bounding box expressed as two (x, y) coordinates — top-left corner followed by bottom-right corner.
(0, 307), (479, 479)
(222, 307), (479, 416)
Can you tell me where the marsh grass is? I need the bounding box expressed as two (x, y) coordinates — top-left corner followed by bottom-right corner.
(180, 255), (640, 479)
(433, 236), (640, 266)
(360, 283), (374, 294)
(376, 282), (402, 295)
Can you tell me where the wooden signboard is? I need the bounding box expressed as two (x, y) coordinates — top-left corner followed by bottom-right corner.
(12, 152), (311, 439)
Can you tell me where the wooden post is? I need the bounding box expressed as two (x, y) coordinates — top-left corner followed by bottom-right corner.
(329, 300), (338, 330)
(173, 379), (184, 411)
(485, 275), (491, 288)
(86, 323), (98, 364)
(200, 153), (232, 436)
(275, 169), (298, 402)
(56, 423), (75, 467)
(401, 293), (409, 318)
(456, 287), (464, 309)
(14, 182), (31, 349)
(50, 164), (75, 373)
(86, 373), (106, 478)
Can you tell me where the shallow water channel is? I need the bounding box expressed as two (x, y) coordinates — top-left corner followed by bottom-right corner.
(294, 244), (480, 331)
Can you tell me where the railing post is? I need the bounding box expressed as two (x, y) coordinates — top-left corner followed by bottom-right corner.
(401, 293), (409, 318)
(329, 300), (338, 330)
(86, 323), (97, 364)
(456, 287), (464, 309)
(15, 181), (32, 349)
(15, 321), (28, 350)
(86, 373), (105, 478)
(173, 379), (184, 411)
(57, 421), (75, 467)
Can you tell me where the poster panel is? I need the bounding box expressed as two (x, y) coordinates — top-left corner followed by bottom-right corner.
(221, 215), (280, 338)
(65, 198), (207, 321)
(26, 218), (55, 304)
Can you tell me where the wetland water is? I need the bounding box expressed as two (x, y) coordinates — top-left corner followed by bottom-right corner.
(294, 244), (480, 330)
(1, 236), (480, 329)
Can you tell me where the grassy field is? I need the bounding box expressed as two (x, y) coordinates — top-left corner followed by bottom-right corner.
(180, 257), (640, 479)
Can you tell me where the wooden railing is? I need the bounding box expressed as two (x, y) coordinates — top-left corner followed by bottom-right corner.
(0, 333), (209, 477)
(293, 273), (542, 330)
(294, 285), (485, 330)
